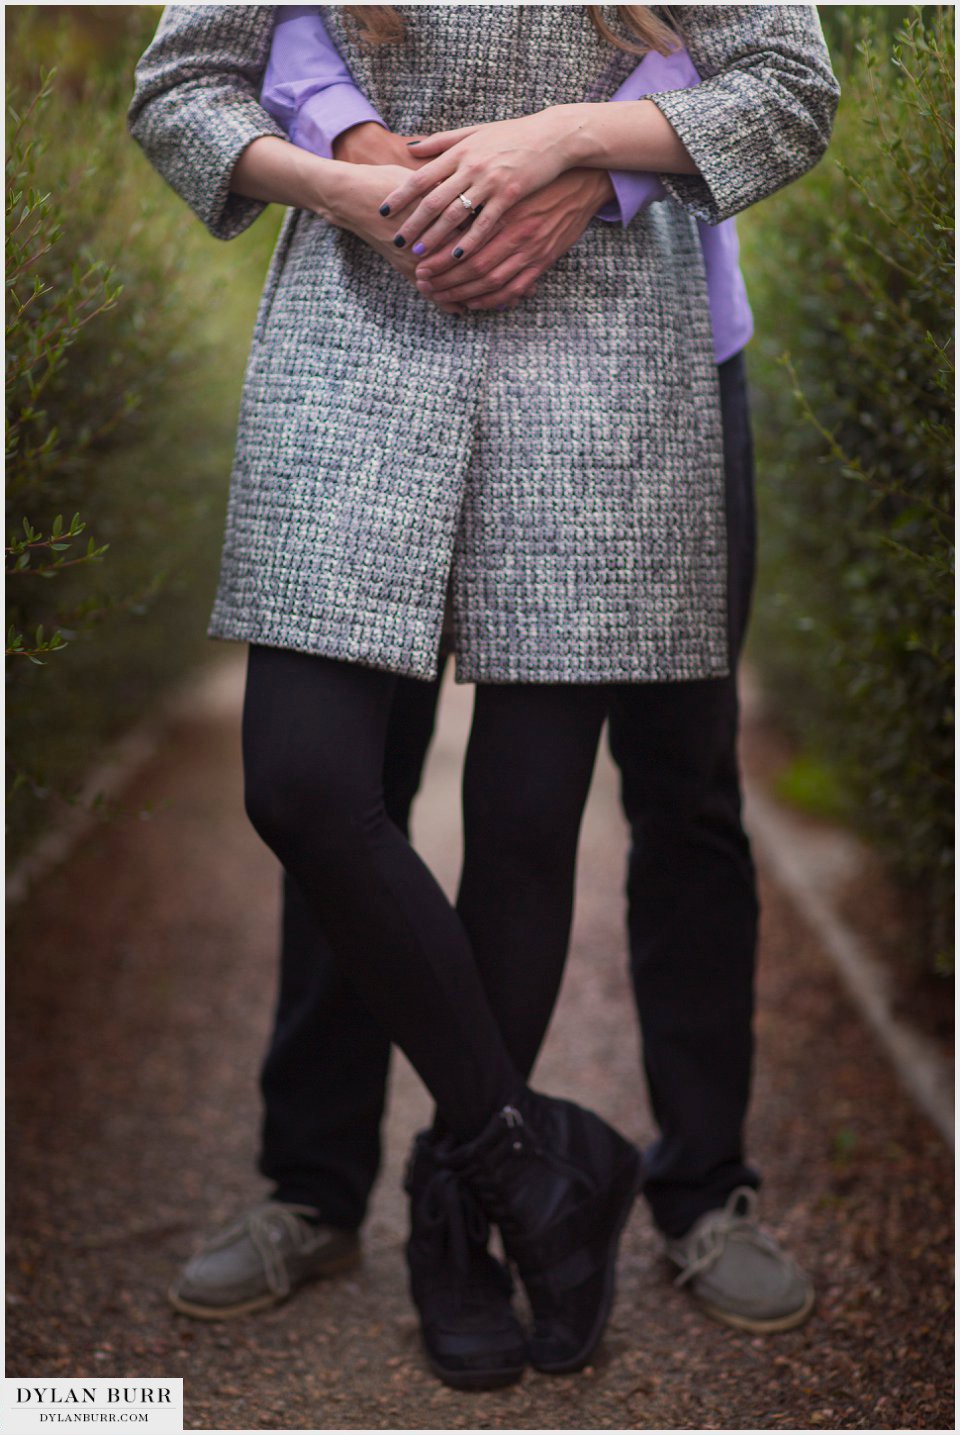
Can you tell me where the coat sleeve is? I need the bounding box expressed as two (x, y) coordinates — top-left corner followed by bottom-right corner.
(646, 5), (840, 225)
(127, 5), (288, 241)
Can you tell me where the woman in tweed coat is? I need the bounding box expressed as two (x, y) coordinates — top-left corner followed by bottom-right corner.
(129, 3), (838, 1384)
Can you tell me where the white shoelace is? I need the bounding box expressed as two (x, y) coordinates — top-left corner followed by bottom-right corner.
(671, 1186), (785, 1288)
(202, 1203), (321, 1298)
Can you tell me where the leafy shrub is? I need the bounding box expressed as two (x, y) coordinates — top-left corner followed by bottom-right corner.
(7, 68), (120, 666)
(741, 6), (954, 968)
(5, 7), (281, 861)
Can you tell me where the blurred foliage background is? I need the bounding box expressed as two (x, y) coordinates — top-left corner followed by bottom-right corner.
(5, 7), (954, 976)
(6, 5), (283, 856)
(740, 4), (954, 972)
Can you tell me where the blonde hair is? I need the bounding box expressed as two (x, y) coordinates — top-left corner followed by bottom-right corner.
(342, 6), (680, 57)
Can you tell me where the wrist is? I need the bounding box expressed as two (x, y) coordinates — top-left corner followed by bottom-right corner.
(332, 119), (393, 165)
(556, 165), (615, 215)
(304, 154), (352, 224)
(552, 102), (597, 168)
(583, 167), (615, 210)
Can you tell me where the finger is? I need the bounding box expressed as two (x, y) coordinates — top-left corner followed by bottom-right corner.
(411, 196), (497, 259)
(416, 223), (513, 285)
(394, 174), (486, 255)
(438, 192), (517, 262)
(510, 265), (543, 299)
(377, 152), (458, 220)
(414, 216), (503, 282)
(420, 250), (528, 303)
(431, 295), (469, 317)
(466, 265), (541, 311)
(405, 124), (480, 157)
(407, 276), (464, 317)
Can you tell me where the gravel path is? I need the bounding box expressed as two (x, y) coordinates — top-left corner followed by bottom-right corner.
(6, 655), (953, 1430)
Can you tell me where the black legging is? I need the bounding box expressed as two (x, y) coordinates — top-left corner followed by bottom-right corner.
(457, 682), (607, 1079)
(243, 645), (606, 1138)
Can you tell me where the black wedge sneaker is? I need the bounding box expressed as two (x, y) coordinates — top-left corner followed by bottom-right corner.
(442, 1091), (644, 1374)
(404, 1129), (527, 1391)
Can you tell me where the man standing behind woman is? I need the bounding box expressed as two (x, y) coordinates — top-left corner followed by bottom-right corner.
(129, 2), (839, 1391)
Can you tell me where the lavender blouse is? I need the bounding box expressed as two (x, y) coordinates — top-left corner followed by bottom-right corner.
(260, 8), (753, 363)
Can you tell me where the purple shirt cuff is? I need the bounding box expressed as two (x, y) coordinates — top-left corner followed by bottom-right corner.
(261, 9), (387, 160)
(595, 46), (701, 226)
(292, 85), (385, 160)
(596, 171), (667, 225)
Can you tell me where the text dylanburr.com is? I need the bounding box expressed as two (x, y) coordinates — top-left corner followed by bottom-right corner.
(3, 1381), (184, 1435)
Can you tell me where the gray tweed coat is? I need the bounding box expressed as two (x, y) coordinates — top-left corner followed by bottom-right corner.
(128, 5), (838, 683)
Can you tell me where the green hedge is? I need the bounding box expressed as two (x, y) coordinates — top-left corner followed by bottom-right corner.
(741, 6), (954, 970)
(6, 8), (281, 863)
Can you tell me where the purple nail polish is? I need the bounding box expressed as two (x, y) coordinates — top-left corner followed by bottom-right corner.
(412, 242), (425, 256)
(496, 304), (507, 312)
(453, 247), (464, 260)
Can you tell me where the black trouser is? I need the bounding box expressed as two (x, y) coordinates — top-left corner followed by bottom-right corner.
(608, 347), (760, 1237)
(257, 675), (443, 1222)
(257, 349), (759, 1236)
(244, 648), (608, 1143)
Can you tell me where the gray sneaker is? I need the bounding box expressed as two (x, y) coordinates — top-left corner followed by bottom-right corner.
(168, 1202), (361, 1320)
(665, 1187), (815, 1333)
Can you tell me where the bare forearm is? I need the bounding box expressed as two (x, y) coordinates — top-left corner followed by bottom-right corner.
(229, 135), (349, 219)
(555, 99), (699, 175)
(230, 137), (431, 294)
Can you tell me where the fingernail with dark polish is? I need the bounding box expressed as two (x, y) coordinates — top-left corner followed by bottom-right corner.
(412, 242), (425, 255)
(393, 235), (406, 247)
(496, 304), (507, 311)
(379, 204), (391, 216)
(453, 247), (464, 259)
(407, 140), (421, 146)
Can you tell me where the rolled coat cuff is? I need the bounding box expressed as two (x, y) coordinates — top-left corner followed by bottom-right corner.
(129, 87), (286, 241)
(189, 98), (288, 240)
(644, 5), (840, 225)
(127, 6), (288, 241)
(643, 82), (771, 226)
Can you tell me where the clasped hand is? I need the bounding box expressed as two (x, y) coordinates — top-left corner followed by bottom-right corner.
(380, 108), (578, 262)
(332, 112), (609, 314)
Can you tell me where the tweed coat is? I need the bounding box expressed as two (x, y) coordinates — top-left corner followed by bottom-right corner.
(128, 5), (838, 683)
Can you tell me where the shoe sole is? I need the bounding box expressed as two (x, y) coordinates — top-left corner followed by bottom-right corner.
(425, 1351), (526, 1392)
(531, 1147), (645, 1375)
(693, 1283), (816, 1335)
(166, 1244), (362, 1321)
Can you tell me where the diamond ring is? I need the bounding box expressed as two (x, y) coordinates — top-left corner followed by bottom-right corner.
(458, 192), (474, 211)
